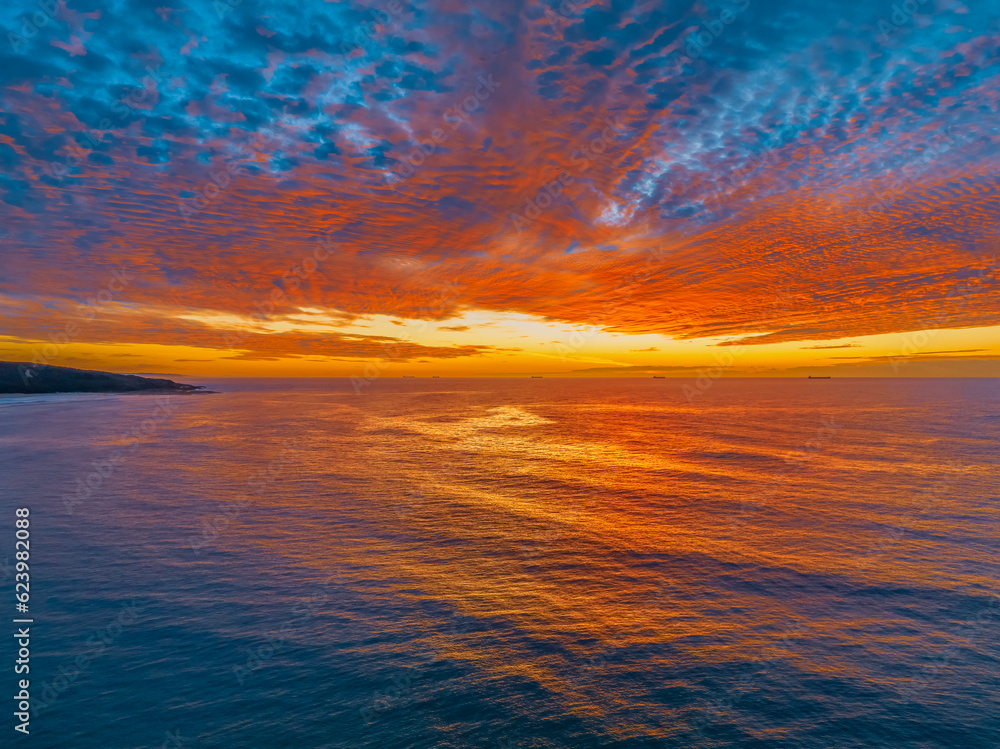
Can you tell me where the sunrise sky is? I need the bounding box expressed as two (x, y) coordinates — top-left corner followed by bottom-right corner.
(1, 0), (998, 377)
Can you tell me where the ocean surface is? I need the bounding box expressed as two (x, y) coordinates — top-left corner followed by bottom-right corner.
(1, 377), (998, 748)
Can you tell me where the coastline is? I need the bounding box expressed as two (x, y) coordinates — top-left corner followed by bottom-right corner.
(0, 361), (214, 395)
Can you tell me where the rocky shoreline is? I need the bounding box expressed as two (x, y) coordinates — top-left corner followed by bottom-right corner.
(0, 362), (210, 395)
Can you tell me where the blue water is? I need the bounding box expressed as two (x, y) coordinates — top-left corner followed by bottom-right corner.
(1, 378), (998, 748)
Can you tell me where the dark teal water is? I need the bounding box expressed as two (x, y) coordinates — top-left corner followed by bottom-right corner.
(1, 378), (998, 748)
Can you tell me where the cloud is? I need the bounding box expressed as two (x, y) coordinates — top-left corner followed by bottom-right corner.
(800, 343), (861, 349)
(831, 349), (992, 362)
(0, 0), (998, 368)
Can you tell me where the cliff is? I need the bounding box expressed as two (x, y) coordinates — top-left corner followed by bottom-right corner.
(0, 362), (207, 395)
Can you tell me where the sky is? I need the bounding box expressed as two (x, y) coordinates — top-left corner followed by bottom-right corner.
(1, 0), (998, 378)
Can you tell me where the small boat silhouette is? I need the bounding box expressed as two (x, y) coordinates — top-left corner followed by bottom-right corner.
(652, 376), (665, 379)
(531, 376), (543, 378)
(807, 375), (831, 379)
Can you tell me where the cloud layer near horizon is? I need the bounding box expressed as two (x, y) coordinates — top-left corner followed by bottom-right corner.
(1, 0), (998, 367)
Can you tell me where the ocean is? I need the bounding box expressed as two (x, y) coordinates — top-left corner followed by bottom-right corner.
(1, 377), (998, 748)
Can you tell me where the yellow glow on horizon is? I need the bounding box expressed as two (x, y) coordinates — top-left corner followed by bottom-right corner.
(1, 310), (997, 379)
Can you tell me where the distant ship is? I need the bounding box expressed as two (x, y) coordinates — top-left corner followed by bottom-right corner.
(807, 376), (831, 379)
(432, 376), (440, 378)
(531, 376), (543, 378)
(652, 375), (665, 379)
(403, 375), (415, 378)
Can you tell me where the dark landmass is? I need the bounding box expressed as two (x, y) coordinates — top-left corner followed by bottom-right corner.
(0, 361), (210, 395)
